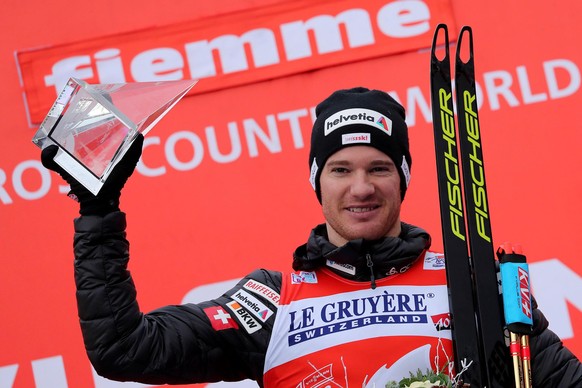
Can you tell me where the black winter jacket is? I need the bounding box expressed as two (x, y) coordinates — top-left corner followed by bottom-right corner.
(73, 212), (581, 387)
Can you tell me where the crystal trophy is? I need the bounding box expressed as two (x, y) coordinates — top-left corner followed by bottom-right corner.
(32, 78), (197, 195)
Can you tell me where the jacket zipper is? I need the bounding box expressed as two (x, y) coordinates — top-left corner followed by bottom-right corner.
(366, 253), (377, 289)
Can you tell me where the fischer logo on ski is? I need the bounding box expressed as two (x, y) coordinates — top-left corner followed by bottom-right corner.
(436, 86), (465, 242)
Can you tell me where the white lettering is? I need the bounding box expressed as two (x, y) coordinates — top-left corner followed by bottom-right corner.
(244, 115), (281, 157)
(99, 107), (312, 191)
(95, 48), (126, 83)
(544, 59), (581, 99)
(131, 48), (184, 81)
(517, 65), (547, 104)
(280, 9), (374, 60)
(0, 168), (13, 204)
(482, 60), (580, 110)
(206, 123), (242, 163)
(43, 1), (434, 89)
(9, 58), (582, 206)
(277, 109), (308, 149)
(12, 160), (51, 200)
(137, 136), (166, 176)
(184, 29), (279, 79)
(483, 70), (520, 111)
(401, 86), (429, 127)
(165, 131), (204, 171)
(45, 55), (93, 94)
(377, 0), (429, 38)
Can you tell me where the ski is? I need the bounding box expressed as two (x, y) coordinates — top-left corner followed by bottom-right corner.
(430, 23), (485, 386)
(430, 24), (511, 387)
(453, 25), (511, 387)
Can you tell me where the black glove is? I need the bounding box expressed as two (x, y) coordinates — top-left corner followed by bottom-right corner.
(41, 134), (144, 216)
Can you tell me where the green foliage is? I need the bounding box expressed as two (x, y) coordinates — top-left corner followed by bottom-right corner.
(385, 368), (452, 388)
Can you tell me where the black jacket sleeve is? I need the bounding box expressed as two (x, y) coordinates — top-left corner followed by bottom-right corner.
(73, 211), (281, 386)
(529, 301), (582, 387)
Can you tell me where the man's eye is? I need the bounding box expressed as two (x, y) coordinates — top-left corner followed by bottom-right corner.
(331, 167), (349, 174)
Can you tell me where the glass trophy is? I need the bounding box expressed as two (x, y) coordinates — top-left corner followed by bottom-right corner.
(32, 77), (197, 195)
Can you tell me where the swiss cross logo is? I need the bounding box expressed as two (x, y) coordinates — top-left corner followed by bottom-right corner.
(204, 306), (239, 331)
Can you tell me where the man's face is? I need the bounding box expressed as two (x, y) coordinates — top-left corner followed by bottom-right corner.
(320, 146), (402, 246)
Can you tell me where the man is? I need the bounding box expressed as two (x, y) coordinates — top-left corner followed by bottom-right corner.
(42, 87), (581, 387)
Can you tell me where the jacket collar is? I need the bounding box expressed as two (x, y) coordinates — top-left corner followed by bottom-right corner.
(292, 222), (431, 282)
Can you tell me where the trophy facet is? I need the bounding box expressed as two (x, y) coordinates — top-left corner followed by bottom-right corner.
(33, 78), (197, 195)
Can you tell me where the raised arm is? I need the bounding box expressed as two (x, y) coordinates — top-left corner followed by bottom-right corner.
(41, 136), (281, 385)
(74, 211), (279, 384)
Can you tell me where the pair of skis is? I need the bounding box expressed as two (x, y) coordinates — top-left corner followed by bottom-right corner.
(429, 24), (533, 387)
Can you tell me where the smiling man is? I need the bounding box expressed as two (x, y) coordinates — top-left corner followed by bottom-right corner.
(41, 87), (581, 387)
(320, 146), (403, 245)
(309, 88), (410, 247)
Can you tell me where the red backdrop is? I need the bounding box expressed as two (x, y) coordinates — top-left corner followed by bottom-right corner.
(1, 1), (580, 386)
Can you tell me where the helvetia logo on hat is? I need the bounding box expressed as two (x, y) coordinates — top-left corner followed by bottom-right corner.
(324, 108), (392, 136)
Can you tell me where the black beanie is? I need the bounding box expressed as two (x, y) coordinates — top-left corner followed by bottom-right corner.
(309, 87), (411, 202)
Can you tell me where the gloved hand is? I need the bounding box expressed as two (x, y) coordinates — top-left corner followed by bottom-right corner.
(41, 134), (144, 216)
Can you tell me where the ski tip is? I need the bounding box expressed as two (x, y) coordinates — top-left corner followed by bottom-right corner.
(460, 25), (473, 34)
(431, 23), (449, 61)
(456, 25), (474, 65)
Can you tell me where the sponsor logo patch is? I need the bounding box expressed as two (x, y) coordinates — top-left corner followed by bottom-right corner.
(401, 155), (411, 187)
(231, 289), (274, 322)
(341, 132), (371, 145)
(326, 259), (356, 275)
(287, 288), (431, 346)
(203, 306), (239, 331)
(226, 301), (262, 334)
(291, 271), (318, 284)
(243, 279), (280, 306)
(423, 253), (445, 270)
(431, 312), (452, 331)
(518, 267), (532, 319)
(324, 108), (392, 136)
(309, 158), (318, 191)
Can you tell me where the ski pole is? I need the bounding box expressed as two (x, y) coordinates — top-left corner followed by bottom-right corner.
(509, 331), (523, 387)
(497, 243), (534, 388)
(520, 333), (532, 387)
